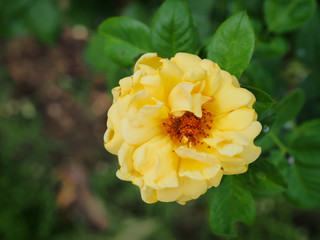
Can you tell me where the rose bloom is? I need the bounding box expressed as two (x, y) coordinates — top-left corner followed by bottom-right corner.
(104, 53), (262, 204)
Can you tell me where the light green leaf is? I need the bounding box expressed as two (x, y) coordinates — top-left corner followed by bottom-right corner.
(151, 0), (198, 58)
(99, 17), (151, 67)
(273, 88), (305, 129)
(264, 0), (317, 33)
(242, 85), (275, 116)
(25, 0), (61, 44)
(243, 159), (287, 196)
(209, 176), (255, 237)
(207, 11), (255, 78)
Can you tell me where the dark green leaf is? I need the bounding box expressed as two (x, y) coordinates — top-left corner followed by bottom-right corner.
(25, 0), (61, 44)
(151, 0), (198, 58)
(264, 0), (317, 33)
(295, 9), (320, 66)
(209, 176), (255, 237)
(273, 89), (305, 129)
(207, 11), (255, 78)
(99, 17), (151, 67)
(245, 60), (274, 93)
(243, 159), (287, 196)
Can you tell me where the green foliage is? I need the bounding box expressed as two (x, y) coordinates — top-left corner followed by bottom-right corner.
(264, 0), (317, 33)
(2, 0), (320, 239)
(151, 0), (198, 58)
(25, 0), (61, 44)
(99, 17), (151, 67)
(209, 176), (256, 237)
(256, 36), (289, 57)
(0, 0), (62, 43)
(243, 159), (287, 196)
(273, 89), (305, 129)
(207, 11), (255, 78)
(285, 119), (320, 209)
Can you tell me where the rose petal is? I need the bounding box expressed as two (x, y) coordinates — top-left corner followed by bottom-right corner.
(134, 53), (162, 73)
(171, 53), (202, 73)
(214, 107), (255, 131)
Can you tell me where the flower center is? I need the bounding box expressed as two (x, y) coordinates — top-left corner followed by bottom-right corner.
(163, 109), (213, 146)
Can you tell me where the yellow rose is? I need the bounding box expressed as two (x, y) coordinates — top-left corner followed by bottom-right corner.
(104, 53), (262, 204)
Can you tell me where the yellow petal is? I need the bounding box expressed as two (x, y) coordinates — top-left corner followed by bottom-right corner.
(159, 59), (183, 94)
(116, 142), (136, 181)
(179, 157), (221, 180)
(207, 170), (223, 188)
(156, 186), (182, 202)
(119, 77), (133, 96)
(214, 107), (255, 131)
(238, 121), (262, 140)
(199, 59), (222, 96)
(211, 86), (254, 115)
(176, 177), (208, 204)
(133, 136), (179, 189)
(104, 103), (124, 154)
(182, 65), (206, 82)
(140, 186), (158, 203)
(239, 144), (261, 164)
(134, 53), (162, 73)
(121, 118), (160, 145)
(171, 53), (202, 73)
(140, 75), (165, 102)
(169, 82), (209, 118)
(175, 146), (218, 163)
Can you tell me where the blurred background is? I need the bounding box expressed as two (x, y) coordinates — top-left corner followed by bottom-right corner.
(0, 0), (320, 239)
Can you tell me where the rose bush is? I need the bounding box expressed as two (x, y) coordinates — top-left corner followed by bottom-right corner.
(104, 52), (262, 204)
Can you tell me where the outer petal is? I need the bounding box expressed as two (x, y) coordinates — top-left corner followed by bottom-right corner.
(214, 107), (255, 131)
(116, 142), (136, 180)
(134, 53), (162, 73)
(171, 53), (202, 73)
(176, 177), (208, 204)
(104, 103), (124, 154)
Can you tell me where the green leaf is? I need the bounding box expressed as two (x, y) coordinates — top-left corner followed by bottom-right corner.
(209, 176), (255, 237)
(289, 119), (320, 167)
(256, 36), (289, 57)
(273, 89), (305, 129)
(242, 85), (275, 116)
(207, 11), (255, 78)
(295, 9), (320, 66)
(99, 17), (151, 67)
(264, 0), (317, 33)
(150, 0), (198, 58)
(286, 164), (320, 209)
(25, 0), (61, 44)
(243, 159), (287, 196)
(285, 119), (320, 209)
